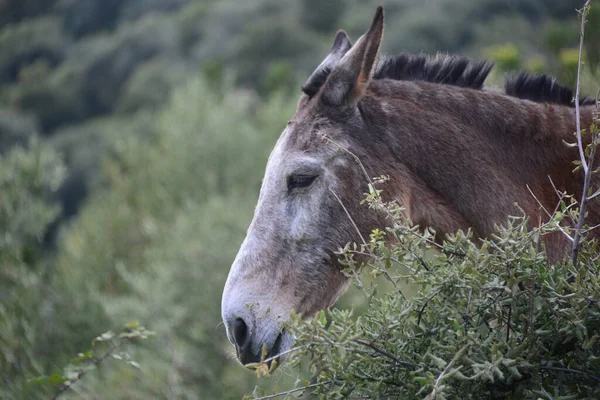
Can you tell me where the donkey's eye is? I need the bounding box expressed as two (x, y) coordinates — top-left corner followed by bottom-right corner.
(287, 174), (318, 191)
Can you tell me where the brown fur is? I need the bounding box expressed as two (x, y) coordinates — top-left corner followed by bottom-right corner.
(293, 79), (598, 259)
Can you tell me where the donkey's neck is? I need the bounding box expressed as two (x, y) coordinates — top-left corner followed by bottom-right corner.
(362, 80), (594, 239)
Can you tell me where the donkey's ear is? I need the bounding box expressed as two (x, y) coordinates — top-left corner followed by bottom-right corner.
(302, 30), (353, 97)
(320, 6), (384, 106)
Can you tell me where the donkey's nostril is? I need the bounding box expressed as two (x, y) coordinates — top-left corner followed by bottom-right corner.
(232, 318), (249, 350)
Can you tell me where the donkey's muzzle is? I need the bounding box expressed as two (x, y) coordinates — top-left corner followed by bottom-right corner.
(225, 314), (284, 367)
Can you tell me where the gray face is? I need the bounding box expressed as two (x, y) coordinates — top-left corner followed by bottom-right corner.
(221, 7), (385, 368)
(220, 113), (361, 366)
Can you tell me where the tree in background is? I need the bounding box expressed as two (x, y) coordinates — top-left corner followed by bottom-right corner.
(0, 141), (65, 399)
(300, 0), (345, 33)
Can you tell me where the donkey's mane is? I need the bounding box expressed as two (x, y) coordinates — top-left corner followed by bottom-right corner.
(505, 72), (596, 107)
(373, 53), (493, 90)
(302, 52), (594, 108)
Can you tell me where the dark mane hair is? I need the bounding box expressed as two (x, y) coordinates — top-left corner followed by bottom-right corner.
(302, 52), (595, 108)
(373, 53), (493, 90)
(505, 72), (596, 107)
(302, 53), (493, 96)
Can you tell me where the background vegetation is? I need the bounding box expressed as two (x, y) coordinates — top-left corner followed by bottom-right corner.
(0, 0), (598, 399)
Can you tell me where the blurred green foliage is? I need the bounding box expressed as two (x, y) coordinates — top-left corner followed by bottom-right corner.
(0, 141), (65, 399)
(0, 0), (598, 398)
(2, 77), (299, 399)
(487, 43), (521, 72)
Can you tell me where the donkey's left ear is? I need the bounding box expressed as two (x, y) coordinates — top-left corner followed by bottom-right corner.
(320, 6), (384, 106)
(302, 30), (353, 98)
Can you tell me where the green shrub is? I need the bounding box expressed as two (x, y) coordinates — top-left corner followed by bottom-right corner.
(256, 190), (600, 399)
(486, 43), (521, 73)
(262, 61), (296, 95)
(117, 58), (193, 113)
(0, 16), (67, 83)
(524, 56), (546, 74)
(0, 141), (66, 399)
(0, 108), (40, 153)
(278, 75), (599, 398)
(300, 0), (346, 33)
(559, 48), (581, 87)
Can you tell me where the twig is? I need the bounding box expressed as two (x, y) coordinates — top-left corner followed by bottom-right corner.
(527, 239), (539, 341)
(526, 185), (574, 242)
(390, 234), (432, 272)
(463, 286), (473, 331)
(417, 301), (428, 326)
(540, 366), (600, 383)
(587, 190), (600, 200)
(51, 340), (123, 400)
(330, 187), (400, 292)
(538, 386), (556, 400)
(581, 223), (600, 234)
(322, 133), (463, 259)
(353, 250), (418, 274)
(547, 175), (568, 217)
(574, 1), (591, 174)
(350, 372), (405, 387)
(416, 288), (444, 326)
(572, 0), (595, 266)
(245, 344), (313, 367)
(329, 187), (371, 295)
(526, 184), (553, 219)
(320, 134), (374, 187)
(426, 345), (468, 400)
(354, 339), (418, 369)
(252, 380), (334, 400)
(506, 302), (512, 342)
(546, 175), (576, 227)
(330, 188), (367, 247)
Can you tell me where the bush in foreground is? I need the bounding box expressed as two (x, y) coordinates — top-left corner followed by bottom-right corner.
(254, 188), (600, 399)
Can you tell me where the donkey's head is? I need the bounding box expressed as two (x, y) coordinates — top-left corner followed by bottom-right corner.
(221, 7), (387, 367)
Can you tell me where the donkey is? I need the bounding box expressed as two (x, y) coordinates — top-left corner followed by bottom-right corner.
(221, 6), (598, 368)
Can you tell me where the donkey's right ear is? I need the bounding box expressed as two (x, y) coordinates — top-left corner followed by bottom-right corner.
(301, 30), (353, 98)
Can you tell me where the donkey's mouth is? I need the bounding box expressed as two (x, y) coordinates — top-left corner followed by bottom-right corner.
(264, 330), (284, 369)
(243, 330), (286, 371)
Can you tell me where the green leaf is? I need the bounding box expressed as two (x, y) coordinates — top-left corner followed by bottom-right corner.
(413, 376), (430, 385)
(93, 330), (115, 344)
(70, 350), (94, 365)
(318, 310), (327, 326)
(29, 374), (68, 385)
(124, 321), (140, 329)
(48, 374), (69, 385)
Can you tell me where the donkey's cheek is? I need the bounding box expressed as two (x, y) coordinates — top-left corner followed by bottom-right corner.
(288, 202), (323, 240)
